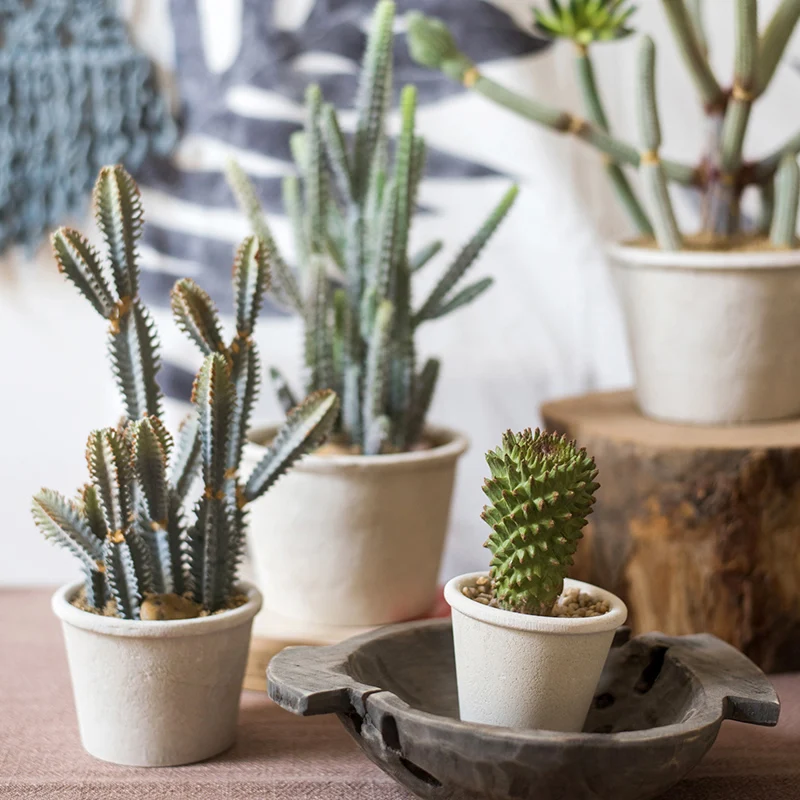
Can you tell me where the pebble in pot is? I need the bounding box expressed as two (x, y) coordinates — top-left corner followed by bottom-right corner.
(32, 166), (340, 767)
(445, 428), (627, 733)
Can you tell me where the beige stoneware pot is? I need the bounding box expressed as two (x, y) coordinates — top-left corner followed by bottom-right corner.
(445, 572), (627, 733)
(609, 243), (800, 425)
(243, 425), (467, 627)
(52, 581), (262, 766)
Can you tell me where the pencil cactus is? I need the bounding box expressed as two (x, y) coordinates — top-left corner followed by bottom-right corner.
(227, 0), (517, 455)
(33, 166), (339, 620)
(481, 429), (599, 616)
(407, 0), (800, 250)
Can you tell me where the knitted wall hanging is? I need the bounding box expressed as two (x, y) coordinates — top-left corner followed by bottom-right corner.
(0, 0), (176, 253)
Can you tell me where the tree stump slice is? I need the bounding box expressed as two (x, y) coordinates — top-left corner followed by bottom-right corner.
(541, 390), (800, 673)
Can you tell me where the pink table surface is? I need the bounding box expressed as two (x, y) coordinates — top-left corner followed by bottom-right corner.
(1, 588), (798, 799)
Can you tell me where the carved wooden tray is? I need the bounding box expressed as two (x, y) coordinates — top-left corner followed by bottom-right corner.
(268, 619), (780, 800)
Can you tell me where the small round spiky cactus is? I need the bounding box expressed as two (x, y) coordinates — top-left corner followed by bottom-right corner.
(481, 429), (599, 616)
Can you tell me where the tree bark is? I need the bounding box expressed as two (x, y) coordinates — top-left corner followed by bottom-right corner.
(542, 390), (800, 672)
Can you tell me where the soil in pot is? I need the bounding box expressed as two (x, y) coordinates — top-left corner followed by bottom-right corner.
(459, 577), (610, 618)
(71, 589), (248, 620)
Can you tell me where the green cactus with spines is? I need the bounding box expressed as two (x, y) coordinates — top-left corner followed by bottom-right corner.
(32, 166), (340, 620)
(226, 0), (517, 455)
(407, 0), (800, 247)
(481, 429), (599, 616)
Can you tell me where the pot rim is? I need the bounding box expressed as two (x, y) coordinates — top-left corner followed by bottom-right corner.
(445, 572), (627, 634)
(245, 423), (469, 474)
(607, 240), (800, 271)
(51, 580), (263, 638)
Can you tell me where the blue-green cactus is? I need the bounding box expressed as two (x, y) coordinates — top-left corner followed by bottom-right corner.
(33, 166), (339, 620)
(227, 0), (517, 455)
(407, 0), (800, 245)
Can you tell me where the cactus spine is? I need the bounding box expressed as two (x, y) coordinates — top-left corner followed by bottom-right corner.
(481, 429), (599, 616)
(227, 0), (517, 455)
(33, 166), (339, 620)
(406, 0), (800, 247)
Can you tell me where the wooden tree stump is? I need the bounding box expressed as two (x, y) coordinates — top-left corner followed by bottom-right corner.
(542, 390), (800, 673)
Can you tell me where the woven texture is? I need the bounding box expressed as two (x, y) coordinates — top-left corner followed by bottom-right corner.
(1, 589), (798, 799)
(0, 0), (175, 253)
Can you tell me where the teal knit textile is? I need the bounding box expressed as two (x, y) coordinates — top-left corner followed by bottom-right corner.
(0, 0), (176, 252)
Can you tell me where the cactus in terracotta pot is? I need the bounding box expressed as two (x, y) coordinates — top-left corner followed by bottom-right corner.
(406, 0), (800, 250)
(481, 428), (599, 615)
(32, 166), (339, 620)
(226, 0), (517, 454)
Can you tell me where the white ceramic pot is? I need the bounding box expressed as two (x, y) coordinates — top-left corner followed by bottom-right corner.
(52, 581), (262, 766)
(608, 243), (800, 424)
(243, 425), (467, 627)
(445, 572), (627, 733)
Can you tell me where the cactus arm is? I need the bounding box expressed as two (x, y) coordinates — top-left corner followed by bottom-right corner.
(125, 527), (160, 597)
(104, 535), (142, 619)
(85, 568), (108, 610)
(362, 300), (394, 455)
(51, 229), (116, 319)
(410, 136), (427, 212)
(372, 179), (398, 300)
(32, 489), (104, 567)
(405, 13), (697, 187)
(171, 278), (227, 357)
(109, 300), (163, 420)
(720, 0), (758, 176)
(686, 0), (708, 58)
(575, 47), (653, 235)
(169, 412), (201, 502)
(227, 338), (260, 473)
(636, 37), (682, 250)
(231, 236), (271, 339)
(661, 0), (725, 111)
(226, 160), (304, 313)
(165, 496), (188, 596)
(269, 366), (299, 415)
(321, 104), (354, 203)
(752, 130), (800, 183)
(425, 276), (494, 320)
(405, 358), (439, 446)
(342, 364), (363, 445)
(391, 87), (417, 283)
(244, 389), (339, 502)
(305, 258), (333, 392)
(93, 165), (143, 299)
(131, 418), (170, 527)
(758, 179), (776, 235)
(80, 484), (108, 543)
(86, 429), (132, 536)
(770, 155), (799, 248)
(415, 185), (517, 324)
(305, 86), (327, 256)
(756, 0), (800, 97)
(193, 353), (236, 500)
(353, 0), (395, 197)
(283, 175), (309, 275)
(411, 240), (443, 272)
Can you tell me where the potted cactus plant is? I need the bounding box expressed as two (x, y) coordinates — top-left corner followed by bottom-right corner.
(225, 0), (517, 628)
(407, 0), (800, 425)
(444, 428), (627, 732)
(32, 166), (338, 766)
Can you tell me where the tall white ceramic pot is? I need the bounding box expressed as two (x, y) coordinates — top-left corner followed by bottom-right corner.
(243, 425), (467, 627)
(445, 573), (627, 733)
(608, 243), (800, 424)
(52, 581), (262, 766)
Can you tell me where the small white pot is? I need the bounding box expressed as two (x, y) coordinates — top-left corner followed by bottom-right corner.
(243, 425), (467, 627)
(609, 243), (800, 424)
(445, 573), (627, 733)
(52, 581), (262, 766)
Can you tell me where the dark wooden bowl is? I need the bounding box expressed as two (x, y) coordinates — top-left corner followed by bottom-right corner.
(268, 619), (779, 800)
